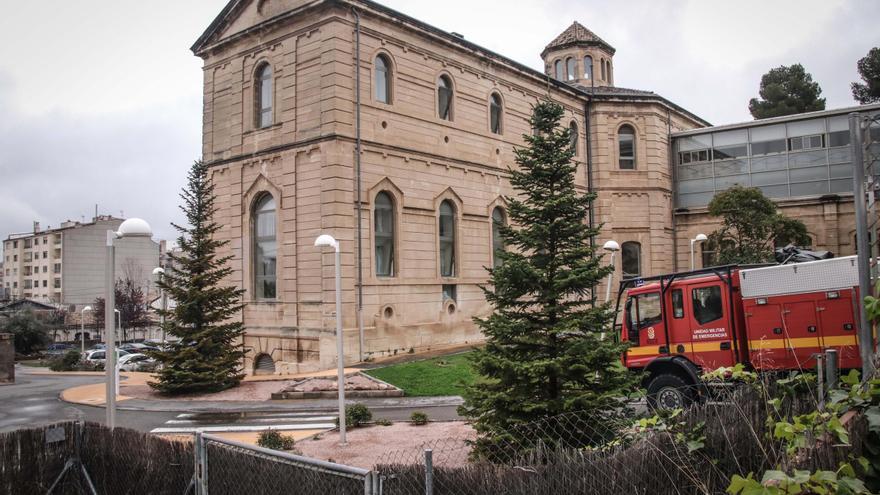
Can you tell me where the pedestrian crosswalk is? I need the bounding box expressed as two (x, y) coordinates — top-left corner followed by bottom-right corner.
(150, 411), (337, 434)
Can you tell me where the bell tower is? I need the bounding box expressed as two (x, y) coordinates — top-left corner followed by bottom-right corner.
(541, 21), (616, 88)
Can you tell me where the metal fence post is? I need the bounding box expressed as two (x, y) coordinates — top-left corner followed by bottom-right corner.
(825, 348), (839, 391)
(194, 431), (208, 495)
(424, 449), (433, 495)
(816, 353), (825, 411)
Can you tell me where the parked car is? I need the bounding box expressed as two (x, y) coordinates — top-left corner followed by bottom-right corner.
(117, 353), (158, 372)
(84, 349), (130, 369)
(88, 343), (106, 351)
(45, 343), (74, 357)
(120, 343), (159, 353)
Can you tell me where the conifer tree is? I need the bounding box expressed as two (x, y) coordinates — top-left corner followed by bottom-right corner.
(459, 101), (636, 448)
(149, 161), (246, 394)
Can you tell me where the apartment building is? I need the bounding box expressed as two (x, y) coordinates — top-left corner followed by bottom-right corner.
(2, 216), (161, 309)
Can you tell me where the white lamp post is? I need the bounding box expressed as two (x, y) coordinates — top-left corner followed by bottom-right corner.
(315, 233), (346, 445)
(603, 240), (620, 303)
(152, 267), (167, 345)
(80, 306), (93, 356)
(105, 218), (152, 429)
(690, 233), (708, 271)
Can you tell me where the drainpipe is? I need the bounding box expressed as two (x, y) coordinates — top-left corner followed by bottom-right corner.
(584, 97), (596, 305)
(668, 108), (678, 273)
(352, 7), (364, 362)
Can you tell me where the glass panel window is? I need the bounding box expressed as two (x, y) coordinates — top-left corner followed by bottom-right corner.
(621, 241), (641, 278)
(489, 94), (503, 134)
(439, 200), (456, 277)
(438, 76), (453, 121)
(583, 55), (592, 79)
(442, 284), (457, 302)
(692, 285), (723, 325)
(671, 289), (684, 319)
(554, 60), (563, 80)
(636, 292), (661, 328)
(374, 192), (394, 277)
(491, 207), (505, 268)
(789, 134), (824, 152)
(375, 55), (391, 104)
(253, 194), (277, 299)
(618, 125), (636, 169)
(600, 58), (606, 80)
(255, 63), (273, 128)
(566, 57), (575, 80)
(713, 145), (748, 160)
(569, 121), (579, 155)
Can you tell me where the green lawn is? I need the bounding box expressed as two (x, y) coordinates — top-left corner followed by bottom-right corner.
(364, 352), (476, 397)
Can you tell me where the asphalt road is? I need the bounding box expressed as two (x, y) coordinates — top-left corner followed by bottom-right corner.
(0, 366), (178, 433)
(0, 366), (463, 434)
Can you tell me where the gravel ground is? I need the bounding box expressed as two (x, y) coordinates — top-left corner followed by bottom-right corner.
(123, 379), (292, 401)
(297, 421), (476, 469)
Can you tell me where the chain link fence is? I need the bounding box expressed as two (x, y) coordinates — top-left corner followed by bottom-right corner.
(374, 382), (868, 495)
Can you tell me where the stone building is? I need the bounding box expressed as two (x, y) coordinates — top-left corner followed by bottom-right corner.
(193, 0), (709, 374)
(2, 216), (161, 309)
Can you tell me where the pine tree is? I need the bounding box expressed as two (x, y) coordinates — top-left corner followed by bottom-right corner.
(459, 101), (636, 450)
(149, 161), (246, 394)
(852, 47), (880, 104)
(749, 64), (825, 119)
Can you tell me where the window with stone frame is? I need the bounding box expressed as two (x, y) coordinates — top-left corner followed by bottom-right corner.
(253, 194), (277, 299)
(489, 93), (503, 135)
(374, 192), (395, 277)
(439, 200), (456, 277)
(255, 63), (273, 129)
(618, 125), (636, 169)
(622, 241), (641, 278)
(375, 54), (392, 104)
(438, 75), (454, 121)
(491, 207), (506, 268)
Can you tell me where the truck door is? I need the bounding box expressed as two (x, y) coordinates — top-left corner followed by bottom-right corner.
(688, 283), (736, 370)
(782, 300), (821, 369)
(624, 291), (665, 367)
(744, 301), (788, 370)
(817, 290), (860, 369)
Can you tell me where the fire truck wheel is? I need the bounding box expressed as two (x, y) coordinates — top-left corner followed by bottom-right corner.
(646, 374), (694, 411)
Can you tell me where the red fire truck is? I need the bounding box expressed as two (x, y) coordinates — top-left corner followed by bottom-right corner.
(615, 256), (867, 409)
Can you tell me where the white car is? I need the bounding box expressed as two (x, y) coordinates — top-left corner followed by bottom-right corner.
(117, 353), (157, 372)
(84, 349), (130, 369)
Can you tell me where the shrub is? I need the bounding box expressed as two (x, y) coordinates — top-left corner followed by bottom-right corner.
(410, 411), (428, 425)
(49, 350), (82, 372)
(257, 430), (296, 451)
(375, 418), (393, 426)
(338, 403), (373, 428)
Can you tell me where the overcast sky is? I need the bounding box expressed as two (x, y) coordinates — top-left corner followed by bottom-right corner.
(0, 0), (877, 251)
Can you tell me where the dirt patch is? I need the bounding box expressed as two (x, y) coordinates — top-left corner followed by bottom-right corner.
(289, 373), (397, 393)
(297, 421), (476, 469)
(122, 379), (292, 401)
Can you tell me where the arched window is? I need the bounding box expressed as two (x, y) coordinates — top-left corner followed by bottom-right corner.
(491, 207), (506, 268)
(375, 54), (391, 104)
(554, 60), (564, 80)
(566, 57), (576, 80)
(374, 192), (395, 277)
(622, 241), (641, 279)
(618, 125), (636, 169)
(255, 63), (273, 128)
(254, 353), (276, 375)
(489, 93), (503, 135)
(583, 55), (593, 80)
(253, 194), (277, 299)
(439, 200), (456, 277)
(569, 120), (579, 155)
(606, 60), (612, 84)
(600, 58), (606, 81)
(437, 75), (453, 121)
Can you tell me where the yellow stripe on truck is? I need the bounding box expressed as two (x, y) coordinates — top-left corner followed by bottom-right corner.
(747, 335), (857, 350)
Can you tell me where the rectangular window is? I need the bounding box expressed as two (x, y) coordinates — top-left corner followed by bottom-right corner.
(692, 285), (723, 325)
(442, 284), (457, 302)
(24, 239), (32, 248)
(54, 263), (61, 274)
(42, 251), (47, 259)
(712, 144), (748, 160)
(42, 280), (47, 288)
(678, 149), (710, 164)
(671, 289), (684, 319)
(751, 139), (787, 155)
(54, 278), (61, 289)
(788, 134), (824, 151)
(636, 292), (662, 328)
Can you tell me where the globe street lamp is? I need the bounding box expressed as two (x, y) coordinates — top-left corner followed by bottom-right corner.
(80, 306), (93, 356)
(603, 240), (620, 304)
(105, 218), (152, 429)
(690, 233), (708, 271)
(152, 267), (167, 345)
(314, 234), (346, 445)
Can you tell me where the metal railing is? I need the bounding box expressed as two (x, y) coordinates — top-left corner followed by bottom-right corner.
(193, 432), (381, 495)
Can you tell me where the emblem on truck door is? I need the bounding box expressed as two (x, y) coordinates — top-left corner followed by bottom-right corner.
(647, 327), (655, 340)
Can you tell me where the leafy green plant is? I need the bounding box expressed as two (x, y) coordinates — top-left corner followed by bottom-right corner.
(772, 410), (849, 455)
(702, 363), (758, 384)
(727, 462), (869, 495)
(374, 418), (393, 426)
(48, 350), (82, 372)
(257, 430), (296, 451)
(410, 411), (428, 425)
(337, 403), (372, 428)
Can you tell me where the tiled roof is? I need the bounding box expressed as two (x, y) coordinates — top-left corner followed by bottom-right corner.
(542, 21), (615, 56)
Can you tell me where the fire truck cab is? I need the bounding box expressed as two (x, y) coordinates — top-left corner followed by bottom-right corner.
(618, 256), (864, 409)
